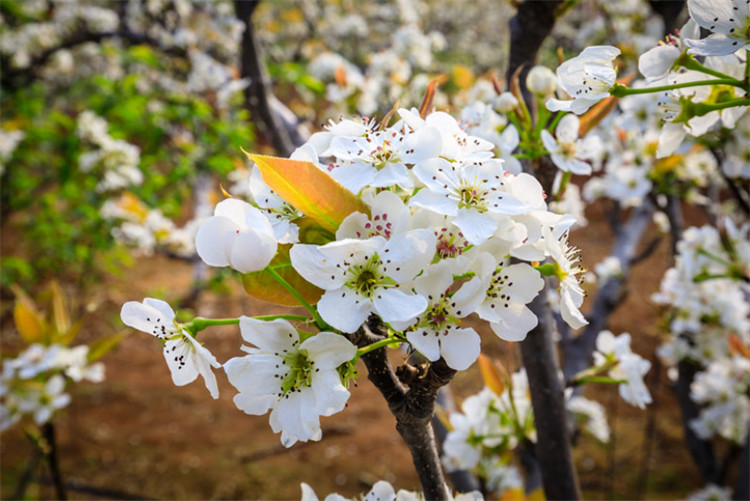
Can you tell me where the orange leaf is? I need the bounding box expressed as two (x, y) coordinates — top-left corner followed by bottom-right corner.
(242, 244), (323, 306)
(419, 75), (448, 118)
(11, 285), (47, 344)
(728, 334), (750, 359)
(478, 354), (506, 395)
(246, 152), (368, 233)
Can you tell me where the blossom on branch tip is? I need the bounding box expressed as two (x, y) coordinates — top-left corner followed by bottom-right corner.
(120, 298), (221, 398)
(195, 198), (277, 274)
(546, 46), (621, 115)
(224, 318), (356, 447)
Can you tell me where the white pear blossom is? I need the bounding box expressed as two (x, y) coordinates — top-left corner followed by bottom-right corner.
(195, 198), (278, 274)
(473, 252), (545, 342)
(391, 260), (485, 370)
(566, 395), (610, 443)
(224, 318), (356, 447)
(120, 298), (221, 398)
(547, 46), (621, 114)
(594, 331), (652, 409)
(543, 227), (589, 330)
(541, 114), (600, 175)
(411, 158), (532, 245)
(526, 65), (558, 96)
(290, 230), (436, 333)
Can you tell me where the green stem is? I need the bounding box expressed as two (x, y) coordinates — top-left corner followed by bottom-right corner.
(548, 110), (565, 132)
(355, 337), (401, 360)
(184, 314), (312, 335)
(611, 79), (744, 97)
(692, 98), (750, 117)
(679, 54), (737, 80)
(555, 171), (572, 200)
(265, 267), (327, 329)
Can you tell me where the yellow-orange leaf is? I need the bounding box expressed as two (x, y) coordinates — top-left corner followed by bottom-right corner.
(528, 487), (546, 501)
(242, 244), (323, 306)
(728, 334), (750, 358)
(11, 285), (46, 344)
(419, 75), (448, 118)
(478, 354), (506, 395)
(246, 152), (368, 233)
(49, 281), (71, 338)
(500, 488), (528, 501)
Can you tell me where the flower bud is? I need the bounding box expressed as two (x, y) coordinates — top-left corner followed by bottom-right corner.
(526, 66), (557, 96)
(496, 92), (519, 113)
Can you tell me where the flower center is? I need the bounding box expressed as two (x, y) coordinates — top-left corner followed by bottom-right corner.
(280, 349), (315, 396)
(456, 179), (489, 211)
(435, 228), (469, 259)
(345, 253), (392, 298)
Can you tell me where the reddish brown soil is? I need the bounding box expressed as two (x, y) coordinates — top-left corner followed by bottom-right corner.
(0, 202), (709, 500)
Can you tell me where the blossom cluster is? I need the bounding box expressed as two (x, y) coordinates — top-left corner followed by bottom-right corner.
(0, 343), (105, 431)
(123, 106), (591, 448)
(441, 368), (611, 496)
(301, 480), (483, 501)
(653, 222), (750, 443)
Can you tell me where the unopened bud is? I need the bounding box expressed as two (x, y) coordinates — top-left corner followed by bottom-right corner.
(496, 92), (519, 113)
(526, 65), (557, 96)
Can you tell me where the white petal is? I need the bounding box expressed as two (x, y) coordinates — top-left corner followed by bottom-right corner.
(229, 229), (277, 273)
(561, 289), (589, 329)
(687, 0), (736, 33)
(195, 215), (236, 267)
(163, 337), (199, 387)
(214, 198), (254, 228)
(439, 328), (481, 370)
(143, 298), (175, 321)
(317, 289), (372, 333)
(311, 369), (350, 416)
(120, 301), (173, 338)
(373, 288), (428, 324)
(406, 329), (441, 361)
(301, 332), (357, 369)
(546, 98), (573, 112)
(224, 353), (282, 394)
(239, 317), (298, 352)
(686, 35), (747, 56)
(556, 114), (580, 144)
(638, 45), (681, 81)
(453, 209), (497, 245)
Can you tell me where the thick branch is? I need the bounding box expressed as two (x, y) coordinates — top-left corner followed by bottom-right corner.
(676, 359), (719, 484)
(521, 291), (581, 501)
(350, 320), (453, 500)
(235, 0), (298, 157)
(506, 0), (563, 100)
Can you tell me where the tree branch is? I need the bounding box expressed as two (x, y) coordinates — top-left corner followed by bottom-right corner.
(350, 318), (453, 500)
(521, 289), (582, 501)
(234, 0), (299, 157)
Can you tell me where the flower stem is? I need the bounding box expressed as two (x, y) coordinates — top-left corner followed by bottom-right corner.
(185, 314), (311, 335)
(355, 337), (401, 361)
(265, 267), (328, 329)
(678, 54), (737, 81)
(610, 79), (744, 97)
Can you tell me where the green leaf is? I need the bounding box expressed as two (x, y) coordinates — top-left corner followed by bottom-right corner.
(88, 331), (130, 362)
(242, 245), (323, 306)
(247, 153), (369, 233)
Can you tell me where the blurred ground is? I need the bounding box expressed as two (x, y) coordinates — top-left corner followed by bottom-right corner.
(1, 201), (709, 500)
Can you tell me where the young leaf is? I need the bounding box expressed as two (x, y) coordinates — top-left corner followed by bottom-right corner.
(478, 354), (507, 395)
(88, 331), (130, 362)
(245, 152), (368, 233)
(242, 244), (323, 306)
(11, 285), (47, 344)
(49, 281), (71, 340)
